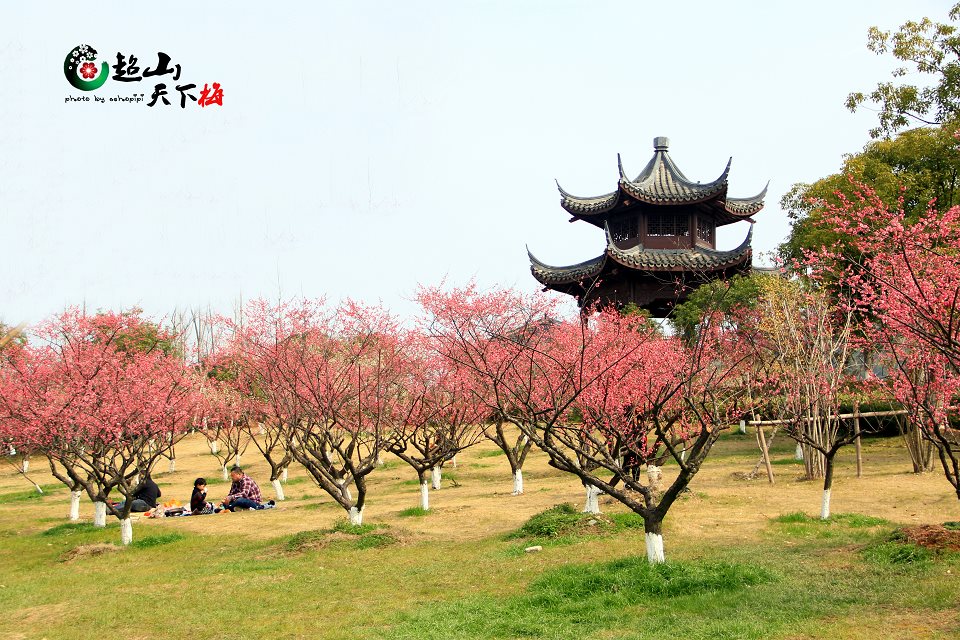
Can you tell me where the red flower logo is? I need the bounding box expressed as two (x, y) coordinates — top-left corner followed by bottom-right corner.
(80, 62), (97, 79)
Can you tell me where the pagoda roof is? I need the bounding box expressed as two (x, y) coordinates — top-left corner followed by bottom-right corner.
(528, 225), (754, 286)
(557, 137), (767, 226)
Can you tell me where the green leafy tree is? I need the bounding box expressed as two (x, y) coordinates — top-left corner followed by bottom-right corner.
(779, 125), (960, 263)
(847, 3), (960, 138)
(669, 273), (772, 343)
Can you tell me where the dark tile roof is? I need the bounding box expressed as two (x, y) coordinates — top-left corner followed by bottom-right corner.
(606, 225), (753, 272)
(556, 137), (766, 218)
(528, 248), (606, 285)
(528, 225), (754, 285)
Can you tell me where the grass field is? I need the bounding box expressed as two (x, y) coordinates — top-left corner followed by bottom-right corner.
(0, 431), (958, 639)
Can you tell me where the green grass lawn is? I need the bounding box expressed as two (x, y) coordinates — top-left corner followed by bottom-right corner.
(1, 433), (958, 639)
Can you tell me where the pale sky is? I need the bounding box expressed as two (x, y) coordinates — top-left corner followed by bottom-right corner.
(0, 1), (949, 325)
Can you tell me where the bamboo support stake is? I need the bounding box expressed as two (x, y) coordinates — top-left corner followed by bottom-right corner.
(757, 425), (775, 484)
(854, 402), (863, 478)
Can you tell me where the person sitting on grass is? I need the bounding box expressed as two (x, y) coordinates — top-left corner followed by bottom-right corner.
(221, 466), (264, 511)
(190, 477), (215, 515)
(114, 472), (161, 513)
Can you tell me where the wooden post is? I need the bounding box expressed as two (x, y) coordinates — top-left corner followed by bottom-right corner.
(757, 425), (775, 484)
(854, 401), (863, 478)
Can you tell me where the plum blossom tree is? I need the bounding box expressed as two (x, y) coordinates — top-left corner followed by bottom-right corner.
(386, 341), (485, 510)
(420, 285), (759, 563)
(245, 299), (405, 525)
(754, 277), (860, 518)
(0, 310), (200, 543)
(812, 187), (960, 499)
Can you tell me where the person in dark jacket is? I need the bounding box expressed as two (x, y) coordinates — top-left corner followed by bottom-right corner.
(190, 477), (215, 515)
(115, 473), (161, 512)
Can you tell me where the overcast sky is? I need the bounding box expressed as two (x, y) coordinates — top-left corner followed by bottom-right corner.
(0, 1), (949, 325)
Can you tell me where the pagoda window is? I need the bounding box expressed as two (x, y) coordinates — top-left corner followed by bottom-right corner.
(610, 216), (638, 243)
(647, 213), (689, 237)
(697, 219), (715, 243)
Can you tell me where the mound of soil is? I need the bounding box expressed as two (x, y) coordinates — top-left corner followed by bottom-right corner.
(61, 543), (119, 563)
(898, 525), (960, 551)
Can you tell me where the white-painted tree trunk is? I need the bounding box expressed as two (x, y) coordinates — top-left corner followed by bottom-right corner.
(739, 420), (746, 434)
(8, 445), (15, 456)
(93, 501), (107, 527)
(168, 458), (176, 473)
(258, 423), (266, 436)
(348, 506), (364, 525)
(281, 467), (288, 483)
(431, 466), (442, 490)
(645, 532), (665, 564)
(21, 457), (29, 473)
(450, 455), (457, 468)
(271, 478), (285, 501)
(69, 490), (82, 521)
(222, 465), (229, 481)
(120, 518), (133, 545)
(820, 489), (832, 520)
(420, 482), (430, 511)
(208, 439), (219, 455)
(680, 450), (689, 463)
(512, 469), (524, 495)
(234, 453), (241, 467)
(132, 473), (140, 487)
(647, 465), (662, 490)
(376, 453), (384, 466)
(582, 484), (601, 514)
(795, 443), (804, 461)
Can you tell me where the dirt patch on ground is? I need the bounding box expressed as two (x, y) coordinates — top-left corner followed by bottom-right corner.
(898, 524), (960, 551)
(60, 542), (119, 562)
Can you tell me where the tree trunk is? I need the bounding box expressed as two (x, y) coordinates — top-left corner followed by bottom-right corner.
(582, 484), (601, 514)
(420, 482), (430, 511)
(450, 455), (457, 468)
(281, 467), (289, 483)
(93, 501), (107, 527)
(271, 478), (285, 501)
(234, 453), (241, 467)
(120, 518), (133, 545)
(512, 469), (523, 495)
(795, 443), (804, 461)
(21, 457), (29, 473)
(820, 454), (835, 520)
(222, 465), (229, 481)
(69, 490), (82, 521)
(348, 506), (364, 525)
(431, 465), (442, 490)
(168, 457), (176, 473)
(643, 517), (665, 564)
(208, 439), (219, 455)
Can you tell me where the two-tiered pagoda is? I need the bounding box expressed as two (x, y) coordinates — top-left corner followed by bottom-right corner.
(527, 137), (767, 317)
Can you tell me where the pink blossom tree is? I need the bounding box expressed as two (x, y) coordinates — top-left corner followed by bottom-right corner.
(420, 285), (759, 563)
(812, 186), (960, 499)
(0, 310), (200, 543)
(244, 299), (405, 525)
(386, 340), (486, 510)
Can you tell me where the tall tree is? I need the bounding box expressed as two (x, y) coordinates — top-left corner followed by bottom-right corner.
(846, 3), (960, 138)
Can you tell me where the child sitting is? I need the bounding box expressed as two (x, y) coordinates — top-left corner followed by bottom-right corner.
(190, 477), (216, 515)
